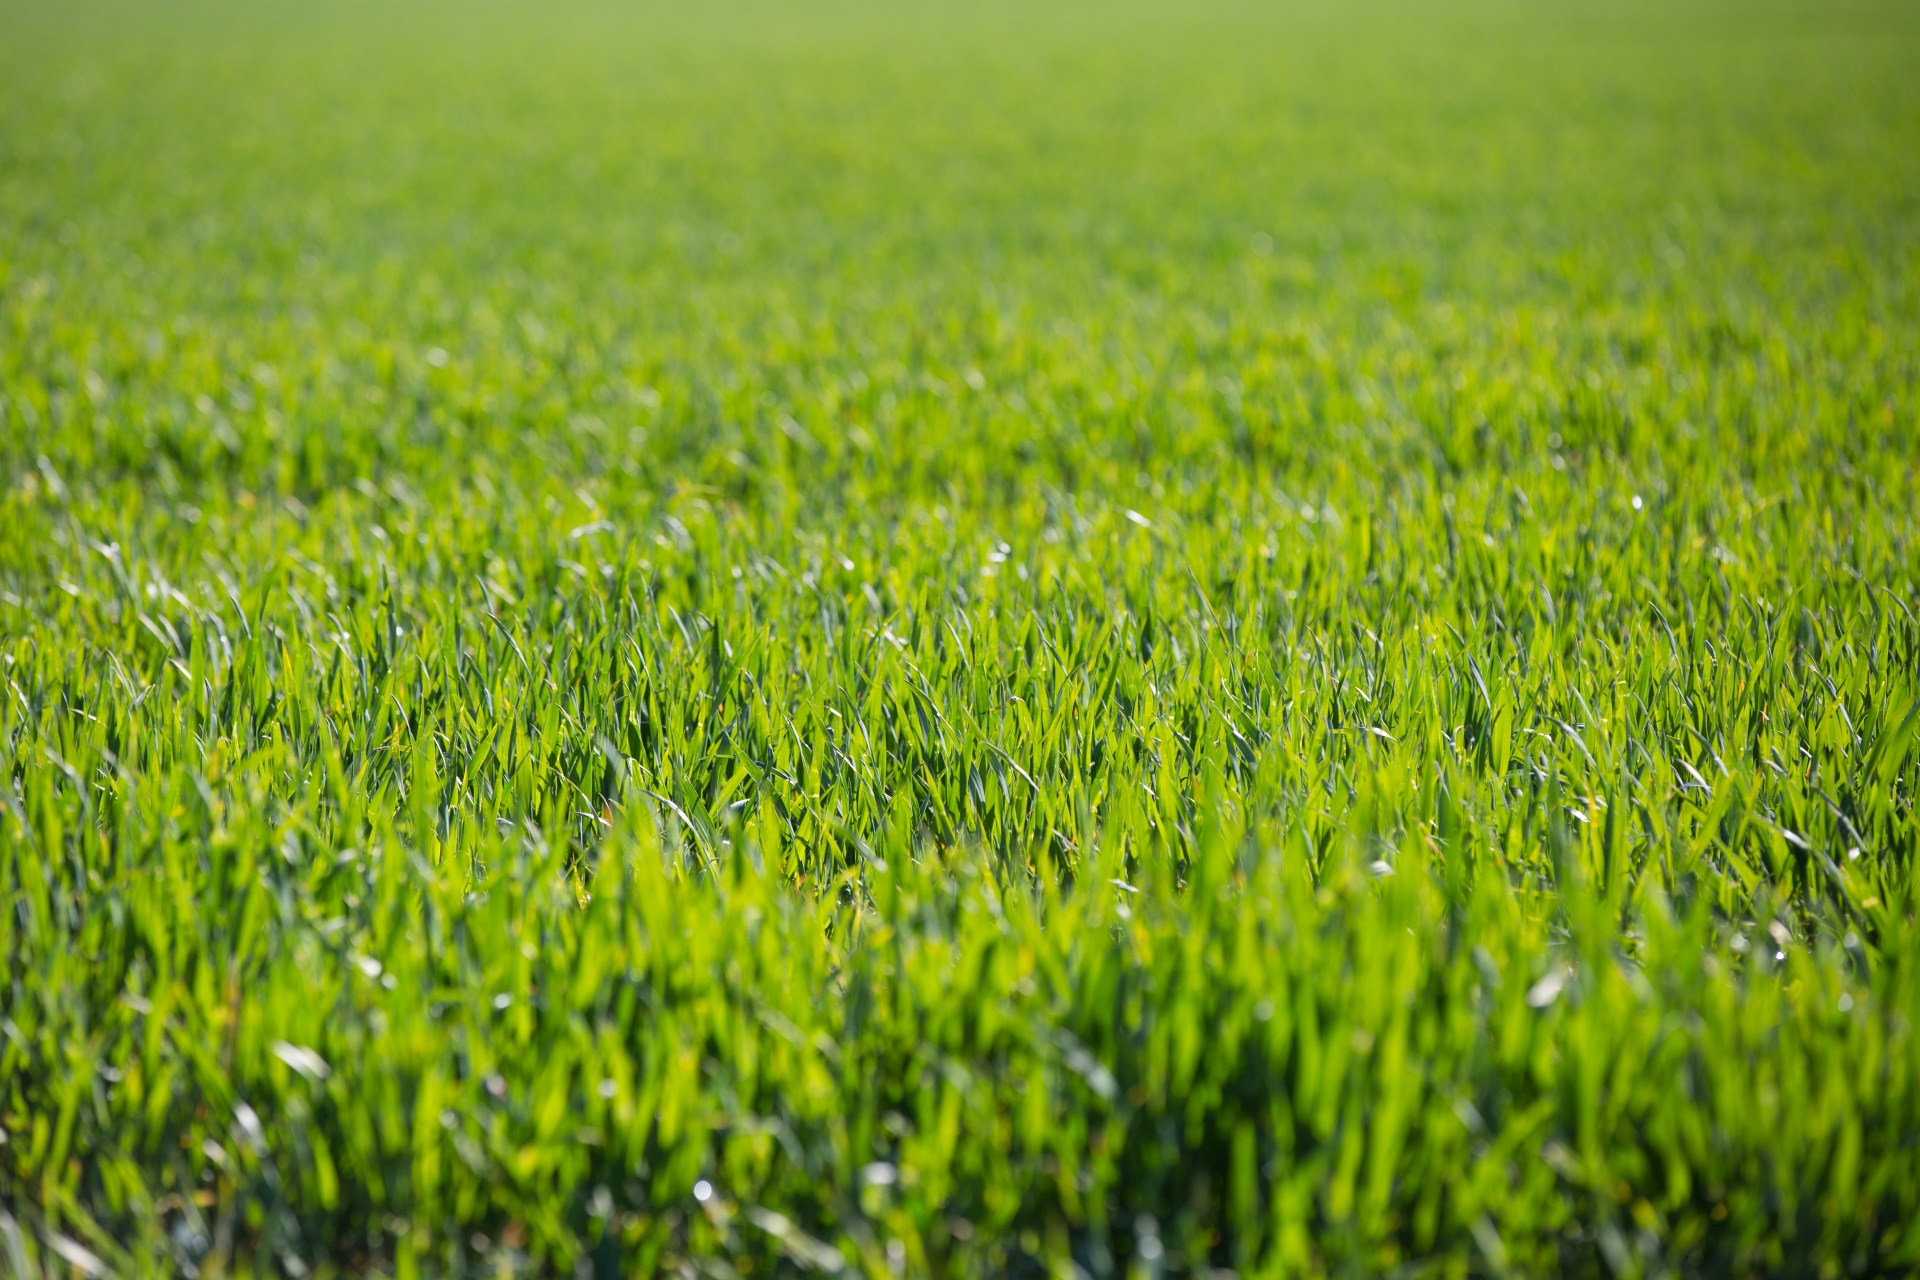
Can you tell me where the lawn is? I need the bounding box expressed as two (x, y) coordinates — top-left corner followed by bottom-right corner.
(1, 0), (1918, 1275)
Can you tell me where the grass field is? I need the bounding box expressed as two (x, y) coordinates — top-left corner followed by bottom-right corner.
(3, 0), (1919, 1275)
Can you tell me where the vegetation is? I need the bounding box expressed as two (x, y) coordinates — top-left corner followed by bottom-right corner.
(2, 0), (1917, 1274)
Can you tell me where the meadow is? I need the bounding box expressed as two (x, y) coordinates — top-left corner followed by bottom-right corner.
(2, 0), (1918, 1274)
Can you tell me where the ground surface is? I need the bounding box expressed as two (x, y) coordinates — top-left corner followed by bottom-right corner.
(2, 0), (1918, 1275)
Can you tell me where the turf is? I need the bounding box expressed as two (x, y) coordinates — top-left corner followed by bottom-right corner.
(2, 0), (1919, 1275)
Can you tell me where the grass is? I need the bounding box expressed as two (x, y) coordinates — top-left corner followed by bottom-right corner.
(2, 0), (1919, 1274)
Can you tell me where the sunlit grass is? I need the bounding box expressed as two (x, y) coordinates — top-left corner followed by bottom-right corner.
(1, 0), (1918, 1275)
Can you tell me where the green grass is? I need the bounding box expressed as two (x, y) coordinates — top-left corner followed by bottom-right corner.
(2, 0), (1919, 1274)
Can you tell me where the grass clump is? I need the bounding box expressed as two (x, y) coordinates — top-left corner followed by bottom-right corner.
(2, 0), (1918, 1275)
